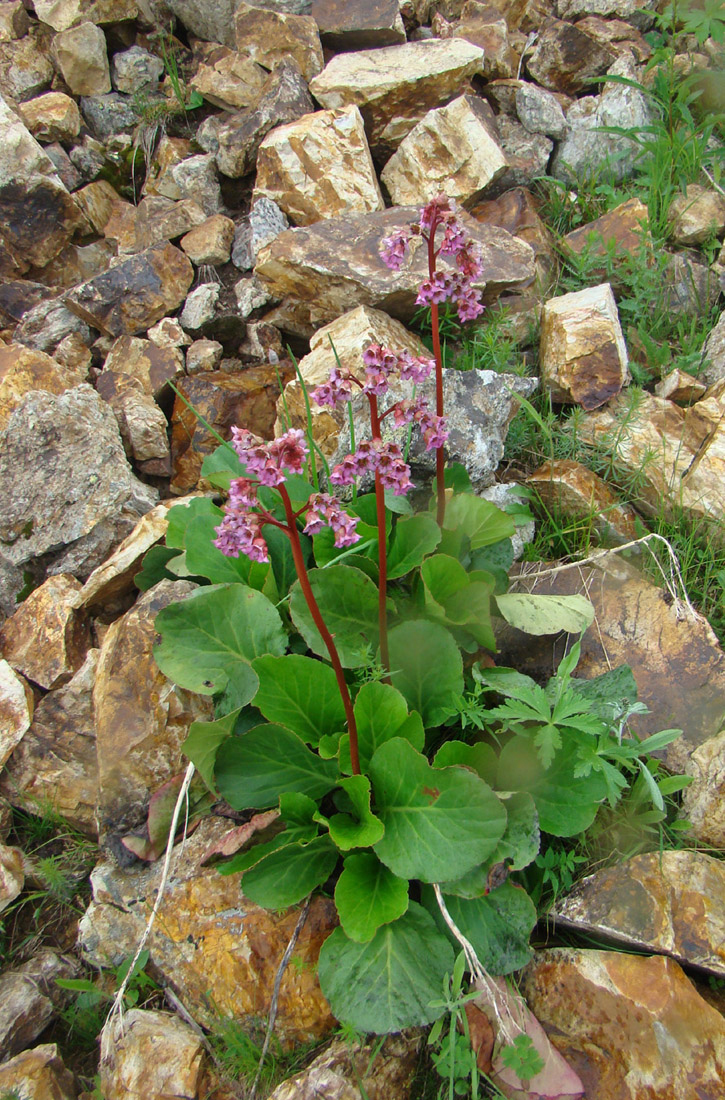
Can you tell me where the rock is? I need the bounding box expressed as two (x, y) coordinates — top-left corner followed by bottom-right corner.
(73, 178), (125, 235)
(0, 94), (82, 272)
(669, 183), (725, 246)
(663, 250), (720, 318)
(557, 0), (656, 30)
(148, 316), (191, 349)
(655, 367), (706, 405)
(553, 850), (725, 979)
(133, 195), (208, 252)
(215, 57), (314, 179)
(525, 18), (615, 94)
(68, 133), (107, 181)
(0, 950), (78, 1060)
(454, 2), (516, 80)
(683, 730), (725, 849)
(103, 335), (185, 398)
(166, 153), (224, 216)
(180, 213), (235, 265)
(180, 282), (220, 330)
(255, 206), (535, 337)
(515, 81), (568, 139)
(166, 0), (238, 46)
(0, 279), (55, 325)
(311, 0), (405, 49)
(0, 840), (24, 912)
(235, 274), (273, 316)
(308, 38), (485, 158)
(111, 44), (164, 94)
(267, 1033), (421, 1099)
(0, 648), (99, 834)
(79, 816), (337, 1041)
(380, 94), (507, 207)
(233, 197), (290, 270)
(0, 659), (33, 767)
(0, 385), (157, 610)
(0, 1), (29, 41)
(0, 33), (54, 103)
(14, 296), (92, 354)
(64, 243), (194, 337)
(0, 1044), (77, 1100)
(527, 458), (639, 544)
(96, 372), (170, 463)
(93, 579), (212, 835)
(186, 338), (223, 372)
(33, 0), (138, 30)
(235, 3), (323, 82)
(493, 114), (554, 193)
(255, 106), (383, 225)
(239, 320), (284, 362)
(576, 13), (653, 62)
(79, 90), (137, 139)
(702, 308), (725, 385)
(540, 283), (629, 409)
(100, 1009), (205, 1100)
(520, 949), (725, 1100)
(170, 363), (293, 492)
(563, 196), (649, 260)
(43, 140), (82, 190)
(0, 574), (89, 690)
(52, 21), (111, 96)
(0, 343), (83, 431)
(39, 239), (116, 288)
(470, 186), (556, 286)
(190, 47), (267, 111)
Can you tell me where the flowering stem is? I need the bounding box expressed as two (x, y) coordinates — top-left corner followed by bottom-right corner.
(368, 396), (391, 682)
(427, 228), (446, 528)
(278, 484), (360, 775)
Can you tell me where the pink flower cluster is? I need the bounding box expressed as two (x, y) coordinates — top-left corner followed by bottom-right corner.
(392, 397), (448, 450)
(380, 195), (485, 323)
(330, 439), (414, 496)
(302, 493), (361, 546)
(310, 345), (435, 408)
(230, 426), (307, 486)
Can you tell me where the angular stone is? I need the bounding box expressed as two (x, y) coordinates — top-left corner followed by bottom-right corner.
(0, 1), (29, 41)
(525, 18), (615, 94)
(312, 0), (405, 49)
(180, 213), (235, 265)
(309, 38), (485, 158)
(133, 195), (207, 252)
(454, 2), (516, 79)
(0, 343), (83, 431)
(255, 106), (383, 226)
(683, 730), (725, 849)
(166, 0), (238, 46)
(19, 91), (81, 142)
(664, 250), (720, 318)
(563, 197), (649, 259)
(96, 372), (170, 463)
(470, 186), (556, 286)
(0, 840), (24, 912)
(142, 134), (191, 199)
(0, 385), (157, 607)
(576, 12), (653, 61)
(515, 81), (568, 139)
(103, 335), (184, 398)
(0, 33), (54, 103)
(148, 316), (191, 349)
(669, 183), (725, 247)
(527, 458), (639, 544)
(78, 816), (337, 1041)
(171, 364), (293, 492)
(37, 239), (116, 288)
(493, 114), (553, 193)
(381, 94), (507, 207)
(540, 283), (629, 409)
(64, 243), (194, 337)
(0, 573), (89, 690)
(73, 178), (125, 235)
(520, 949), (725, 1100)
(93, 580), (212, 836)
(0, 280), (55, 325)
(235, 274), (273, 317)
(0, 1044), (77, 1100)
(267, 1033), (421, 1100)
(111, 44), (164, 95)
(44, 141), (83, 191)
(14, 296), (91, 354)
(0, 950), (78, 1060)
(233, 196), (290, 271)
(190, 47), (267, 111)
(52, 21), (111, 96)
(186, 338), (223, 373)
(79, 91), (136, 140)
(702, 308), (725, 386)
(553, 851), (725, 978)
(34, 0), (137, 30)
(100, 1009), (205, 1100)
(655, 367), (706, 405)
(0, 658), (33, 768)
(165, 153), (224, 218)
(256, 207), (536, 336)
(0, 649), (99, 834)
(235, 3), (323, 81)
(557, 0), (657, 29)
(215, 57), (314, 179)
(179, 282), (219, 330)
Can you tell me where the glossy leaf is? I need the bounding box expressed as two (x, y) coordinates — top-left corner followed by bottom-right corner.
(443, 493), (516, 549)
(252, 655), (346, 746)
(200, 443), (245, 490)
(166, 496), (221, 549)
(385, 621), (463, 726)
(494, 593), (595, 635)
(327, 775), (384, 851)
(290, 565), (379, 668)
(182, 708), (241, 791)
(215, 723), (339, 810)
(185, 512), (273, 591)
(387, 514), (441, 579)
(242, 835), (338, 909)
(334, 852), (409, 943)
(430, 882), (537, 975)
(498, 736), (607, 836)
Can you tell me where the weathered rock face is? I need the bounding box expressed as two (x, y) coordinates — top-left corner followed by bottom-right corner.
(470, 185), (556, 286)
(103, 335), (185, 399)
(515, 81), (568, 139)
(0, 840), (24, 913)
(527, 458), (639, 544)
(100, 1010), (205, 1100)
(34, 0), (138, 31)
(267, 1033), (421, 1100)
(669, 183), (725, 246)
(0, 384), (157, 613)
(312, 0), (406, 49)
(0, 659), (33, 767)
(655, 367), (706, 405)
(557, 0), (656, 28)
(380, 94), (507, 207)
(701, 309), (725, 385)
(93, 579), (212, 836)
(0, 649), (99, 835)
(683, 730), (725, 849)
(308, 37), (485, 157)
(520, 949), (725, 1100)
(166, 0), (238, 46)
(130, 196), (207, 253)
(52, 20), (111, 96)
(14, 296), (91, 354)
(0, 31), (54, 103)
(254, 106), (384, 225)
(0, 1043), (78, 1100)
(0, 950), (78, 1060)
(552, 851), (725, 979)
(235, 3), (323, 81)
(0, 573), (89, 690)
(525, 18), (615, 94)
(0, 343), (84, 431)
(96, 372), (170, 464)
(64, 243), (194, 336)
(18, 91), (81, 143)
(563, 196), (649, 260)
(190, 48), (268, 112)
(78, 816), (338, 1043)
(179, 213), (235, 265)
(111, 44), (164, 95)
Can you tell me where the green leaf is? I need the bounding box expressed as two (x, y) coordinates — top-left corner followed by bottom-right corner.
(185, 512), (273, 591)
(443, 493), (515, 548)
(318, 903), (454, 1033)
(430, 882), (537, 974)
(340, 682), (424, 774)
(498, 736), (607, 836)
(266, 523), (309, 598)
(219, 823), (315, 876)
(370, 738), (506, 883)
(387, 514), (441, 579)
(328, 775), (384, 851)
(494, 593), (595, 635)
(134, 545), (181, 591)
(200, 443), (245, 490)
(182, 708), (240, 791)
(443, 463), (472, 493)
(385, 621), (463, 726)
(154, 584), (286, 697)
(252, 655), (346, 746)
(242, 835), (338, 909)
(334, 852), (409, 943)
(432, 740), (498, 781)
(421, 556), (496, 650)
(290, 565), (379, 668)
(442, 791), (540, 897)
(570, 664), (638, 722)
(215, 723), (339, 810)
(166, 497), (221, 549)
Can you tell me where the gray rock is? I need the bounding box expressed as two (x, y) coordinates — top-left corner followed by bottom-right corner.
(494, 115), (553, 192)
(234, 274), (273, 316)
(195, 114), (222, 154)
(80, 92), (137, 140)
(14, 297), (92, 353)
(0, 950), (78, 1061)
(169, 153), (223, 216)
(515, 82), (568, 140)
(166, 0), (238, 44)
(43, 142), (83, 191)
(69, 134), (107, 181)
(111, 44), (164, 94)
(556, 0), (656, 30)
(0, 34), (54, 102)
(663, 251), (720, 319)
(480, 482), (536, 559)
(702, 309), (725, 386)
(231, 197), (289, 269)
(180, 282), (220, 329)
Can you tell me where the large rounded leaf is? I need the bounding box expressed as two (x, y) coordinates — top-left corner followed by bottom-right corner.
(494, 593), (594, 635)
(334, 852), (409, 943)
(215, 723), (339, 810)
(428, 882), (537, 974)
(385, 621), (463, 726)
(290, 565), (379, 668)
(242, 836), (338, 909)
(252, 654), (346, 745)
(498, 736), (607, 836)
(318, 903), (454, 1033)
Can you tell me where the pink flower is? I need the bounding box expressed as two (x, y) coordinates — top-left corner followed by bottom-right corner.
(214, 506), (269, 561)
(415, 404), (449, 451)
(397, 351), (435, 384)
(303, 492), (361, 548)
(311, 367), (354, 409)
(380, 229), (411, 270)
(230, 427), (308, 484)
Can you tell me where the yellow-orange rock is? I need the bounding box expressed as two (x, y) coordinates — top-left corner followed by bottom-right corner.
(235, 3), (323, 82)
(0, 1044), (77, 1099)
(0, 343), (83, 431)
(267, 1033), (421, 1100)
(0, 658), (33, 768)
(563, 197), (649, 260)
(527, 459), (639, 544)
(100, 1009), (205, 1100)
(0, 841), (23, 913)
(0, 573), (90, 690)
(655, 367), (706, 405)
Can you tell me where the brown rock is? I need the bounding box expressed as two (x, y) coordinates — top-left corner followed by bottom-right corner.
(655, 367), (706, 405)
(34, 0), (137, 30)
(563, 197), (649, 259)
(576, 13), (652, 61)
(520, 949), (725, 1100)
(0, 649), (99, 835)
(553, 851), (725, 978)
(0, 1044), (77, 1100)
(51, 20), (111, 96)
(100, 1010), (205, 1100)
(0, 33), (54, 103)
(0, 343), (83, 431)
(454, 1), (517, 79)
(540, 283), (630, 409)
(79, 816), (337, 1042)
(0, 574), (90, 690)
(19, 91), (81, 142)
(0, 840), (24, 912)
(683, 730), (725, 849)
(267, 1033), (421, 1099)
(103, 335), (184, 399)
(380, 95), (507, 208)
(311, 0), (406, 49)
(0, 950), (79, 1060)
(234, 3), (323, 82)
(254, 106), (384, 226)
(147, 317), (191, 350)
(669, 183), (725, 247)
(96, 372), (170, 463)
(0, 658), (33, 767)
(470, 186), (556, 285)
(190, 47), (267, 112)
(64, 243), (194, 337)
(73, 178), (125, 235)
(186, 338), (223, 373)
(132, 195), (207, 253)
(180, 213), (235, 265)
(142, 135), (192, 199)
(0, 280), (55, 325)
(525, 18), (616, 94)
(170, 364), (293, 493)
(308, 38), (485, 158)
(93, 579), (213, 836)
(0, 1), (29, 41)
(527, 458), (639, 543)
(34, 239), (116, 289)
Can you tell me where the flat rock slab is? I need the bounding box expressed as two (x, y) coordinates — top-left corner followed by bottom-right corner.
(553, 851), (725, 978)
(78, 816), (337, 1043)
(100, 1009), (205, 1100)
(311, 0), (405, 49)
(520, 949), (725, 1100)
(0, 572), (89, 690)
(0, 1044), (77, 1100)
